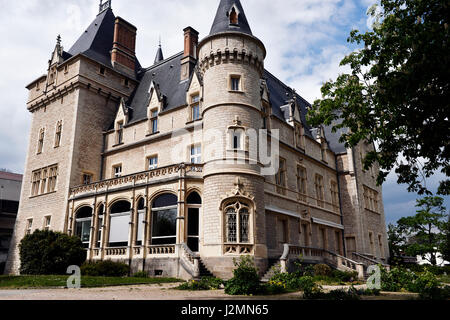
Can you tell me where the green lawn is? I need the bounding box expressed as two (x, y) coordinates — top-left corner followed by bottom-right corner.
(0, 275), (181, 289)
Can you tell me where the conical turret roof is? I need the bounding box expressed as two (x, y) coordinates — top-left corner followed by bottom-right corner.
(209, 0), (253, 36)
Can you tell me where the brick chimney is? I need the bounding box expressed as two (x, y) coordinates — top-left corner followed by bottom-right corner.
(111, 17), (137, 76)
(181, 27), (199, 81)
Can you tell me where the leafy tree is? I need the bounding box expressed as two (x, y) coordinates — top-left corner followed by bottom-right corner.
(396, 196), (448, 265)
(441, 214), (450, 263)
(387, 223), (407, 264)
(19, 229), (86, 275)
(308, 0), (450, 195)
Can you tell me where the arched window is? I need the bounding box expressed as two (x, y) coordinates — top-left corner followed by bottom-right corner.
(186, 192), (202, 252)
(136, 198), (146, 245)
(75, 206), (93, 247)
(109, 200), (131, 247)
(151, 194), (178, 245)
(187, 191), (202, 205)
(224, 201), (251, 243)
(229, 7), (238, 25)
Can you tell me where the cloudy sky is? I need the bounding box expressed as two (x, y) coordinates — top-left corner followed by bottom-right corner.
(0, 0), (448, 223)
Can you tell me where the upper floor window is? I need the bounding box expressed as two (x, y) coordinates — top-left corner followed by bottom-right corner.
(113, 165), (122, 178)
(191, 94), (201, 121)
(148, 155), (158, 170)
(82, 173), (93, 185)
(31, 165), (58, 197)
(54, 121), (62, 148)
(228, 128), (244, 150)
(99, 66), (106, 76)
(229, 7), (238, 25)
(44, 216), (51, 231)
(26, 218), (33, 235)
(37, 128), (45, 154)
(231, 76), (241, 91)
(330, 181), (339, 209)
(276, 158), (287, 194)
(190, 145), (202, 164)
(315, 174), (325, 207)
(295, 123), (305, 150)
(262, 104), (270, 130)
(363, 186), (379, 213)
(116, 121), (124, 145)
(297, 165), (307, 201)
(150, 109), (158, 134)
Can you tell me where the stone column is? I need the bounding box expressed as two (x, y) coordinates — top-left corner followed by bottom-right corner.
(176, 164), (187, 244)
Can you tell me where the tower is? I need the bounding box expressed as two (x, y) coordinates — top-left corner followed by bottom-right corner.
(198, 0), (268, 277)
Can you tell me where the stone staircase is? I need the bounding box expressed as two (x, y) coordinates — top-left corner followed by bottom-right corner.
(261, 259), (281, 282)
(198, 260), (214, 279)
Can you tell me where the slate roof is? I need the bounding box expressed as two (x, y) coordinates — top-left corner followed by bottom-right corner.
(210, 0), (253, 36)
(65, 8), (141, 76)
(63, 3), (346, 154)
(126, 52), (190, 126)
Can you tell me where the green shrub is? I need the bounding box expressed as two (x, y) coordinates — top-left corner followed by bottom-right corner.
(19, 230), (86, 275)
(224, 256), (261, 295)
(81, 260), (129, 277)
(313, 264), (332, 277)
(332, 270), (358, 282)
(176, 277), (224, 291)
(132, 271), (149, 278)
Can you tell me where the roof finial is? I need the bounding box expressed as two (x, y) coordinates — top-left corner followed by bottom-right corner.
(159, 35), (162, 48)
(99, 0), (111, 13)
(56, 34), (61, 47)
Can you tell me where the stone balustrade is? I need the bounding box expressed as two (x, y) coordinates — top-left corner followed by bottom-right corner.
(69, 163), (203, 199)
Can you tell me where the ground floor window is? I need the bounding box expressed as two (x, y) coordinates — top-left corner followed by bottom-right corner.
(75, 206), (93, 248)
(109, 201), (131, 247)
(151, 194), (177, 245)
(224, 200), (251, 244)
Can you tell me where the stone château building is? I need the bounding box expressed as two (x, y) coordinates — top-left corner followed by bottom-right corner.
(6, 0), (389, 279)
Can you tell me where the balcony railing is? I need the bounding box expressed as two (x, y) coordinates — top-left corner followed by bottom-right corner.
(69, 163), (203, 199)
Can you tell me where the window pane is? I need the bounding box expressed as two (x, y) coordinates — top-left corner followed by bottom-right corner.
(137, 211), (145, 242)
(226, 208), (237, 243)
(109, 214), (130, 244)
(152, 208), (177, 242)
(240, 208), (250, 243)
(81, 220), (91, 242)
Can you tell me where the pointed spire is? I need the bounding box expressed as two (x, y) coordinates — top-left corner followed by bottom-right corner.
(154, 39), (164, 64)
(210, 0), (252, 36)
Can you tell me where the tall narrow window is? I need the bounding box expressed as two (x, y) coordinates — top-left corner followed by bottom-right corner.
(276, 158), (287, 194)
(151, 194), (178, 245)
(44, 216), (51, 231)
(191, 94), (200, 121)
(40, 169), (48, 194)
(230, 76), (241, 91)
(26, 218), (33, 235)
(116, 121), (124, 145)
(113, 165), (122, 178)
(224, 201), (251, 244)
(369, 232), (375, 256)
(315, 174), (324, 207)
(295, 123), (305, 149)
(54, 121), (62, 148)
(37, 128), (45, 154)
(82, 173), (93, 185)
(297, 166), (307, 202)
(75, 207), (92, 247)
(330, 181), (339, 210)
(150, 109), (158, 134)
(190, 145), (201, 164)
(262, 105), (268, 129)
(229, 128), (244, 150)
(148, 156), (158, 170)
(47, 166), (58, 192)
(31, 170), (41, 196)
(229, 7), (238, 24)
(378, 234), (384, 258)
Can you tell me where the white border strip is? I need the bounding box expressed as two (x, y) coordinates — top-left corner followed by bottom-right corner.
(265, 205), (301, 219)
(311, 217), (344, 230)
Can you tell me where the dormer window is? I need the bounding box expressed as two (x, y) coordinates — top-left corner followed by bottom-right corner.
(191, 94), (201, 121)
(116, 121), (124, 145)
(229, 7), (238, 25)
(99, 66), (106, 76)
(150, 109), (158, 134)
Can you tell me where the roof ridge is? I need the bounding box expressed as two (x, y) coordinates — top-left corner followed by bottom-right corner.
(141, 51), (184, 72)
